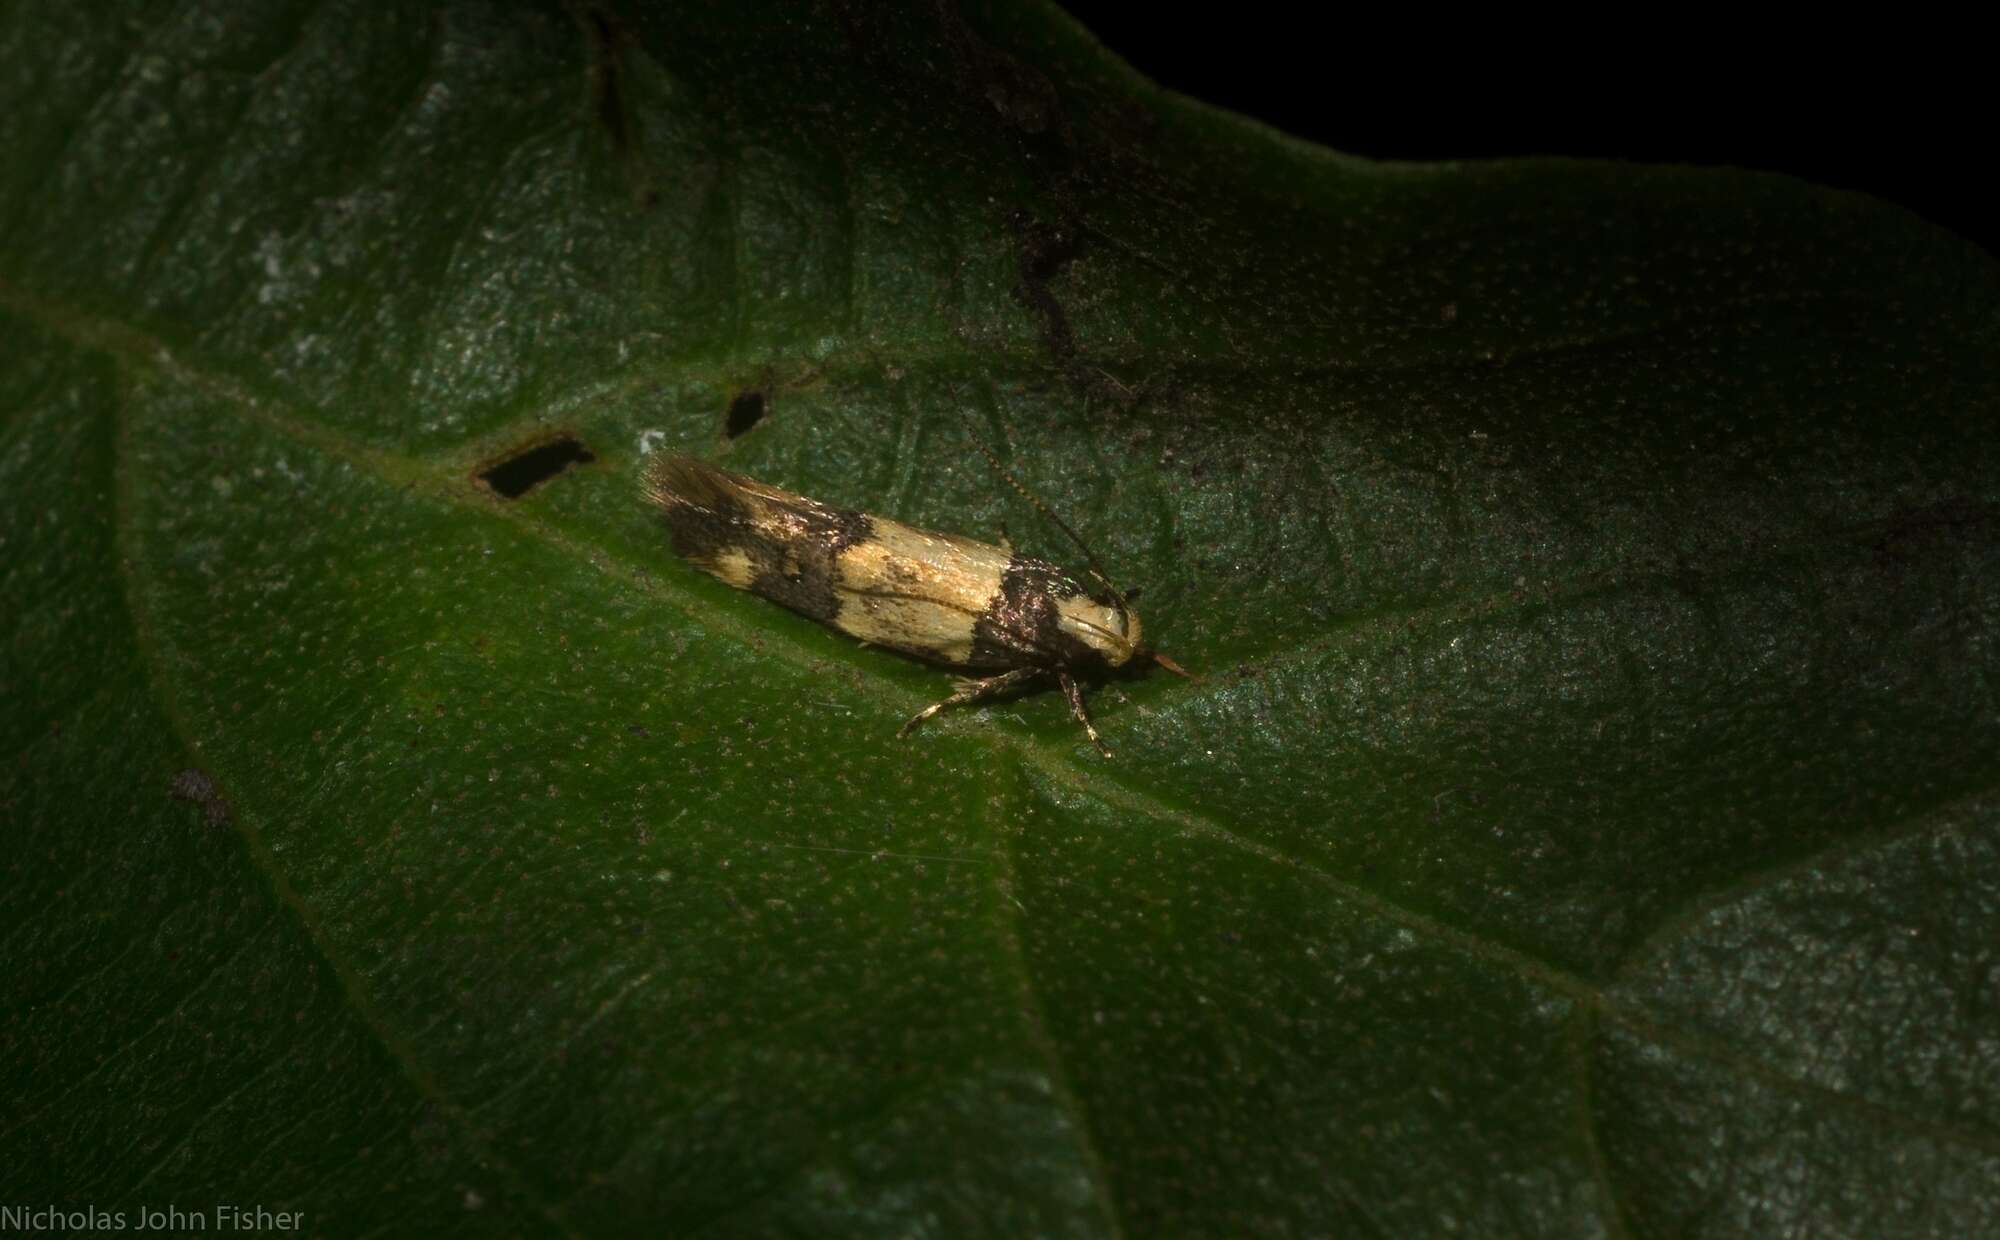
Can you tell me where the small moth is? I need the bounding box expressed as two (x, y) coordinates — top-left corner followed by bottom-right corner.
(643, 453), (1187, 754)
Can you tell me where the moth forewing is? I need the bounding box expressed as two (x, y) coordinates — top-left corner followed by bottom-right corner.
(833, 519), (1013, 668)
(643, 453), (1159, 755)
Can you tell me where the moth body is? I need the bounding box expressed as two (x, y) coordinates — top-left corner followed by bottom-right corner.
(643, 453), (1156, 753)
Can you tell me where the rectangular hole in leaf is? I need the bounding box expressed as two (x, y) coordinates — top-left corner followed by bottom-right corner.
(478, 435), (597, 498)
(725, 392), (767, 438)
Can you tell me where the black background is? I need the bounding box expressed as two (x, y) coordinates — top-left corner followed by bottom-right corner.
(1059, 8), (1991, 256)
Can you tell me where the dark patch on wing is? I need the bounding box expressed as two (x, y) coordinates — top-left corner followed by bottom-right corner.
(650, 456), (872, 625)
(744, 500), (873, 622)
(970, 554), (1107, 672)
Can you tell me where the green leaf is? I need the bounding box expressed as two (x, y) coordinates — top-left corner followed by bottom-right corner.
(4, 1), (1996, 1235)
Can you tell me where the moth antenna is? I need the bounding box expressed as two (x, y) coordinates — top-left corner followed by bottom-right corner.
(971, 438), (1131, 612)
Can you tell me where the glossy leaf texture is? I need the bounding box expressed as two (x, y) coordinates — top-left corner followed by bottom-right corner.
(4, 2), (1997, 1235)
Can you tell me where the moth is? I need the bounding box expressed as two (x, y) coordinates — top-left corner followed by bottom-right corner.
(643, 453), (1188, 754)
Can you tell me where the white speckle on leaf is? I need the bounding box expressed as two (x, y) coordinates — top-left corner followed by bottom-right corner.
(253, 231), (321, 305)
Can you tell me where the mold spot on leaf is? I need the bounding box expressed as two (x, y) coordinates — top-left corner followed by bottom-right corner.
(477, 434), (597, 498)
(168, 768), (233, 829)
(587, 8), (631, 155)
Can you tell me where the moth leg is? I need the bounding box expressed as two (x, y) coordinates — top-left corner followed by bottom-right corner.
(1057, 670), (1112, 758)
(899, 667), (1043, 738)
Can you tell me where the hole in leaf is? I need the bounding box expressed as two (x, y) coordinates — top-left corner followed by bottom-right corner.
(725, 392), (767, 439)
(478, 435), (597, 498)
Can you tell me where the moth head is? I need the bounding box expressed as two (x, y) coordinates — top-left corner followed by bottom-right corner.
(1055, 594), (1144, 669)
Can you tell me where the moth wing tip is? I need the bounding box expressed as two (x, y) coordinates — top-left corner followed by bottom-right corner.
(643, 452), (740, 511)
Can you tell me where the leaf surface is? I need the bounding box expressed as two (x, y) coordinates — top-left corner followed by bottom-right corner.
(3, 2), (1997, 1235)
